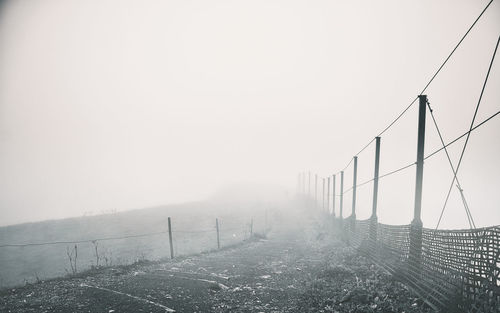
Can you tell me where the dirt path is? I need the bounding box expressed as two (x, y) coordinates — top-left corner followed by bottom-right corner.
(0, 214), (433, 313)
(0, 220), (334, 313)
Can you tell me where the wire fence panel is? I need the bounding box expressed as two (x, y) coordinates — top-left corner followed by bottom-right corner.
(339, 218), (500, 312)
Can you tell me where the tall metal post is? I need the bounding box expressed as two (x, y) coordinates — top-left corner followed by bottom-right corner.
(297, 173), (301, 194)
(340, 171), (344, 219)
(308, 171), (311, 197)
(351, 156), (358, 232)
(327, 177), (330, 214)
(409, 95), (427, 276)
(332, 175), (336, 217)
(302, 172), (306, 194)
(370, 137), (381, 241)
(168, 217), (174, 259)
(322, 178), (325, 210)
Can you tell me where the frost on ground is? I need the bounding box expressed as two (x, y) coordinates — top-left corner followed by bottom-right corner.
(0, 210), (433, 313)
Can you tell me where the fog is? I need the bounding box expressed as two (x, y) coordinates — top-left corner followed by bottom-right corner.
(0, 0), (499, 229)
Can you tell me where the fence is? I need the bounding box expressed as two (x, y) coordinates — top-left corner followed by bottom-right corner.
(298, 5), (499, 311)
(0, 215), (261, 288)
(335, 217), (500, 312)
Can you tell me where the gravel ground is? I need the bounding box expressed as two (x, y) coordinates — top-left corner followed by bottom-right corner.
(0, 215), (433, 313)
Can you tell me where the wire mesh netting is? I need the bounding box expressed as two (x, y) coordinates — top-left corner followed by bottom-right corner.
(339, 218), (500, 312)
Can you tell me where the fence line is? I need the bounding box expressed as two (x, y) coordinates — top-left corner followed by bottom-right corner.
(336, 218), (500, 311)
(297, 4), (499, 310)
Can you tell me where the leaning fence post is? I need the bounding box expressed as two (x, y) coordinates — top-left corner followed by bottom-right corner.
(370, 137), (381, 242)
(168, 217), (174, 259)
(216, 218), (220, 249)
(351, 156), (358, 235)
(409, 95), (427, 277)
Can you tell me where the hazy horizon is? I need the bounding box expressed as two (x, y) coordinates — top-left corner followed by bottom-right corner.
(1, 0), (499, 228)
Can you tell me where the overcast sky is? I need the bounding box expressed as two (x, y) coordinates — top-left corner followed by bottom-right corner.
(0, 0), (499, 228)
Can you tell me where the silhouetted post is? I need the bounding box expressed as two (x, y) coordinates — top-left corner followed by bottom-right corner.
(370, 137), (381, 242)
(409, 95), (427, 277)
(250, 218), (254, 237)
(351, 156), (358, 233)
(308, 171), (311, 197)
(297, 173), (301, 194)
(265, 209), (268, 231)
(322, 178), (325, 210)
(302, 172), (306, 194)
(216, 218), (220, 249)
(168, 217), (174, 259)
(315, 174), (318, 207)
(340, 171), (344, 220)
(332, 175), (336, 217)
(327, 177), (330, 214)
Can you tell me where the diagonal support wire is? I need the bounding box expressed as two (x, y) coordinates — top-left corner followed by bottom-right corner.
(435, 35), (500, 230)
(427, 101), (476, 229)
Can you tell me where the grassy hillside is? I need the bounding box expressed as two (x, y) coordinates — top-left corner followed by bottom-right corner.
(0, 200), (272, 288)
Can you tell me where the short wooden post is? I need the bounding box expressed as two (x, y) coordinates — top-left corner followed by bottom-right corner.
(409, 95), (427, 277)
(370, 137), (381, 242)
(216, 218), (220, 249)
(250, 218), (253, 237)
(168, 217), (174, 259)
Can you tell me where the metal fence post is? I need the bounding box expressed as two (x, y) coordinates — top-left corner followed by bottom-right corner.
(308, 171), (311, 197)
(168, 217), (174, 259)
(370, 137), (381, 242)
(351, 156), (358, 234)
(322, 178), (325, 211)
(332, 174), (336, 217)
(327, 177), (330, 214)
(315, 174), (318, 208)
(340, 171), (344, 224)
(409, 95), (427, 277)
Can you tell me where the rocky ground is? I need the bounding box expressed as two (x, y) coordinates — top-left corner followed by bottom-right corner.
(0, 218), (433, 313)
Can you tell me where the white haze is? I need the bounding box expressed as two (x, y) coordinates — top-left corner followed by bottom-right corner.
(0, 0), (499, 228)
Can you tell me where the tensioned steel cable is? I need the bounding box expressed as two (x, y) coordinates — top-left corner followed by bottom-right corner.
(337, 106), (500, 196)
(435, 35), (499, 231)
(330, 0), (494, 177)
